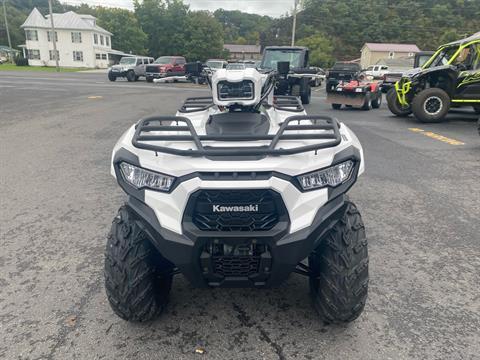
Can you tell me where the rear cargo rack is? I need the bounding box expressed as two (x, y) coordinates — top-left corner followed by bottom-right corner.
(272, 96), (304, 112)
(178, 97), (214, 113)
(132, 115), (341, 157)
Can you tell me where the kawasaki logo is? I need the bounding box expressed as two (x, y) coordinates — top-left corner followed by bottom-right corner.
(212, 204), (259, 213)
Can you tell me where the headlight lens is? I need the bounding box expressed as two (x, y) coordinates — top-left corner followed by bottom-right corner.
(119, 162), (174, 192)
(297, 160), (354, 191)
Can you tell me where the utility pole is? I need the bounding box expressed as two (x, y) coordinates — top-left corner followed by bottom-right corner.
(291, 0), (299, 46)
(2, 0), (12, 62)
(48, 0), (60, 71)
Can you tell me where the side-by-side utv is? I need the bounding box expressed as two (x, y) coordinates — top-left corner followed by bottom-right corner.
(387, 32), (480, 122)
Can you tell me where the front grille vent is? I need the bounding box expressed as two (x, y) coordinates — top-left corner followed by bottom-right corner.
(191, 190), (280, 232)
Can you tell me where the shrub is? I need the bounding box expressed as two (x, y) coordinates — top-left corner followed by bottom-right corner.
(15, 57), (29, 66)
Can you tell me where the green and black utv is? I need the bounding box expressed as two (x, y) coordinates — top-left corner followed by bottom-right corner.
(387, 32), (480, 123)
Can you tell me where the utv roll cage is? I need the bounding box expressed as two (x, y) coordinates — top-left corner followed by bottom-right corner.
(132, 114), (341, 157)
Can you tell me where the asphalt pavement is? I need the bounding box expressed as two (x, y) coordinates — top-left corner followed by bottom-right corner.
(1, 71), (479, 360)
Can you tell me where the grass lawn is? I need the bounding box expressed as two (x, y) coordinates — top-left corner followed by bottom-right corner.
(0, 64), (90, 72)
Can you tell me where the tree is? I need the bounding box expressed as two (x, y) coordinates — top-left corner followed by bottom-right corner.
(134, 0), (189, 57)
(95, 7), (147, 54)
(297, 33), (334, 67)
(184, 11), (224, 61)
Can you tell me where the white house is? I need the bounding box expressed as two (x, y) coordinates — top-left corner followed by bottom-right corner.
(20, 8), (127, 68)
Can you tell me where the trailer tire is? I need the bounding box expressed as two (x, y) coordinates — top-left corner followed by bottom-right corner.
(309, 201), (368, 324)
(105, 206), (173, 322)
(387, 88), (411, 117)
(412, 88), (450, 123)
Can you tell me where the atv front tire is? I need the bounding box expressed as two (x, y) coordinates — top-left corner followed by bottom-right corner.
(387, 88), (411, 117)
(332, 103), (342, 110)
(309, 201), (368, 324)
(105, 206), (173, 322)
(412, 88), (450, 123)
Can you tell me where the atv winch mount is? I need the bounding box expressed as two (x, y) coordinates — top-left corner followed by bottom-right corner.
(105, 66), (369, 325)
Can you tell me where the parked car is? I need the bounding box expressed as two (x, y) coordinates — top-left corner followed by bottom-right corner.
(364, 65), (389, 79)
(205, 59), (228, 72)
(146, 56), (186, 82)
(108, 56), (154, 82)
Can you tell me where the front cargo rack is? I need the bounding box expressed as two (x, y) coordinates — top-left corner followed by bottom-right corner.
(272, 96), (304, 112)
(132, 115), (341, 157)
(178, 97), (214, 113)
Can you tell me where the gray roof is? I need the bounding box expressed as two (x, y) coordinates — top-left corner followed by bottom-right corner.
(21, 8), (112, 35)
(224, 44), (261, 53)
(363, 43), (420, 53)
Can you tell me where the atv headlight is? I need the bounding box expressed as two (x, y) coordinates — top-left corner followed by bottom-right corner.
(297, 160), (354, 191)
(119, 162), (174, 192)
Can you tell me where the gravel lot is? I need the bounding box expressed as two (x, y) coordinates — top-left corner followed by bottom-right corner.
(1, 71), (479, 360)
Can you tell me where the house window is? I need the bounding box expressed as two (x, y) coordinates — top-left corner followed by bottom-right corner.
(100, 35), (104, 46)
(101, 54), (107, 60)
(94, 34), (98, 44)
(49, 50), (59, 61)
(71, 32), (82, 43)
(95, 53), (101, 59)
(388, 51), (395, 59)
(73, 51), (83, 62)
(27, 49), (40, 59)
(25, 30), (38, 41)
(106, 36), (110, 46)
(47, 31), (58, 42)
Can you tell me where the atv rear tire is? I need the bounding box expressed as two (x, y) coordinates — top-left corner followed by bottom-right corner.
(105, 206), (173, 322)
(332, 103), (342, 110)
(126, 70), (136, 82)
(300, 81), (311, 104)
(412, 88), (450, 123)
(309, 201), (368, 324)
(371, 93), (382, 109)
(386, 88), (411, 117)
(361, 92), (372, 110)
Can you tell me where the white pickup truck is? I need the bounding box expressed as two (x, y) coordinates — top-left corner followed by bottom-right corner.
(364, 65), (389, 79)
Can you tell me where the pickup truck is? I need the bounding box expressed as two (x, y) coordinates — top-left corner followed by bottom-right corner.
(365, 65), (389, 79)
(146, 56), (186, 82)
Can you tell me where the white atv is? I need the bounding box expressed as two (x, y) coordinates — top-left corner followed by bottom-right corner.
(106, 67), (369, 324)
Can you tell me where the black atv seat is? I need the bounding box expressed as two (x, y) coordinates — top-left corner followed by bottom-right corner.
(206, 112), (270, 136)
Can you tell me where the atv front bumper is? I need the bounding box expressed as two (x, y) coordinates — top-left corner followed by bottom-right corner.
(127, 193), (347, 288)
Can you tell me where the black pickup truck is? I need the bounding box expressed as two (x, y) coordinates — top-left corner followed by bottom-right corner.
(326, 62), (362, 92)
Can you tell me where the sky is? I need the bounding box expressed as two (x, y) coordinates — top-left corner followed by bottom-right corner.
(61, 0), (295, 17)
